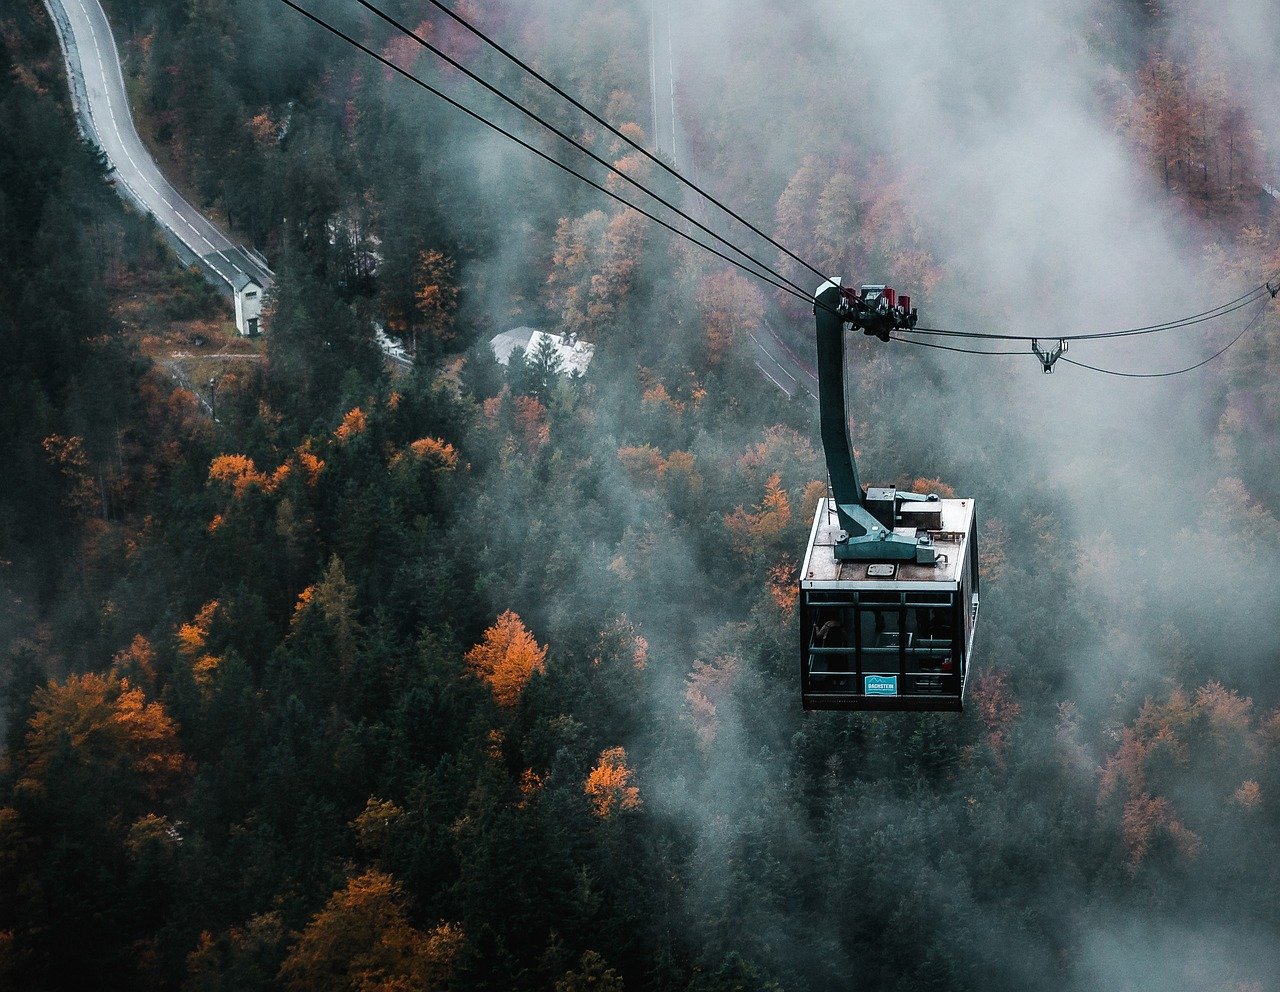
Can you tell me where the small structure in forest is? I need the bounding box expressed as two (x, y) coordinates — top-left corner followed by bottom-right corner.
(489, 326), (595, 376)
(232, 272), (263, 336)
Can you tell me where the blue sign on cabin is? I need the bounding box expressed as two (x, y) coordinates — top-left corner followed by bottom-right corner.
(864, 675), (898, 696)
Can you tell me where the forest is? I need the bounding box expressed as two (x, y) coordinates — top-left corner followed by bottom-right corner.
(3, 0), (1280, 989)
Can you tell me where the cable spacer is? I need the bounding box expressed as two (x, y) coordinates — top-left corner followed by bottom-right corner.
(1030, 338), (1067, 373)
(1268, 282), (1278, 299)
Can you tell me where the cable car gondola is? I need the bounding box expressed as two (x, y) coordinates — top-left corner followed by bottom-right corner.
(800, 280), (980, 712)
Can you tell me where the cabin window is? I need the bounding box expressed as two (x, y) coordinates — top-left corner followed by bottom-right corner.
(858, 606), (901, 675)
(904, 605), (955, 674)
(806, 605), (854, 689)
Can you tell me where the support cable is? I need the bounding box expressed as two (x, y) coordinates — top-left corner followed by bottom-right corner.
(404, 0), (834, 287)
(889, 336), (1025, 357)
(276, 0), (825, 307)
(370, 1), (1280, 347)
(1058, 296), (1270, 378)
(898, 280), (1276, 342)
(351, 0), (822, 303)
(281, 0), (1276, 368)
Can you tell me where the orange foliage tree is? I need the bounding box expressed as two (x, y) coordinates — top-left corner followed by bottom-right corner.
(208, 454), (291, 499)
(617, 444), (665, 486)
(513, 395), (550, 455)
(1116, 54), (1260, 210)
(1097, 681), (1263, 872)
(464, 611), (548, 708)
(584, 746), (640, 818)
(725, 471), (792, 555)
(42, 434), (99, 518)
(407, 437), (459, 470)
(380, 22), (432, 81)
(177, 599), (222, 683)
(278, 869), (463, 992)
(773, 156), (941, 307)
(547, 209), (647, 337)
(414, 249), (459, 352)
(697, 270), (765, 366)
(971, 667), (1021, 767)
(334, 407), (367, 442)
(767, 558), (798, 617)
(17, 671), (188, 806)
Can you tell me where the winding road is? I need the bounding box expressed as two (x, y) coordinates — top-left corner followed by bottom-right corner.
(43, 0), (273, 297)
(648, 0), (816, 401)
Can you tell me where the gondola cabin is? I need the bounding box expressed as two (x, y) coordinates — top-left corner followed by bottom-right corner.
(799, 493), (979, 711)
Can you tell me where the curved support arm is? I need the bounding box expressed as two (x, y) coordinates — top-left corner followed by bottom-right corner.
(813, 279), (932, 563)
(814, 280), (867, 537)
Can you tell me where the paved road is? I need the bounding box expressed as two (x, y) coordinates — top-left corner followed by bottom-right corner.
(44, 0), (272, 296)
(648, 0), (680, 169)
(648, 1), (816, 401)
(754, 319), (819, 401)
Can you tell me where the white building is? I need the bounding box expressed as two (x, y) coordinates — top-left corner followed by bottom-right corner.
(489, 326), (595, 376)
(232, 273), (263, 336)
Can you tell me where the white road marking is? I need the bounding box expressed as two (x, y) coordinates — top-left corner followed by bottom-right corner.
(57, 0), (271, 292)
(746, 329), (798, 383)
(665, 0), (677, 165)
(755, 361), (790, 395)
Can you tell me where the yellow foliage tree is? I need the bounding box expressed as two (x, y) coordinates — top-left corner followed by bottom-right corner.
(556, 950), (625, 992)
(464, 611), (548, 708)
(278, 869), (463, 992)
(584, 746), (640, 818)
(352, 797), (406, 857)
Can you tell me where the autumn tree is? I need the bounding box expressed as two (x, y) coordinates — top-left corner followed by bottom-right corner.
(697, 270), (764, 366)
(2, 672), (191, 989)
(725, 471), (793, 557)
(584, 746), (640, 818)
(183, 913), (287, 992)
(178, 599), (223, 684)
(278, 870), (463, 992)
(686, 655), (740, 751)
(547, 209), (647, 338)
(16, 671), (189, 810)
(556, 950), (625, 992)
(464, 610), (548, 707)
(1096, 682), (1264, 871)
(41, 434), (100, 519)
(1116, 53), (1262, 212)
(290, 556), (360, 671)
(413, 249), (460, 355)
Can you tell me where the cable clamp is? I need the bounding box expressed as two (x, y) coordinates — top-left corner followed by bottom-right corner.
(1031, 338), (1067, 373)
(1268, 282), (1278, 299)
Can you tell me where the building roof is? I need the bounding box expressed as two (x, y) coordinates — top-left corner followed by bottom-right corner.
(489, 327), (595, 376)
(489, 326), (537, 364)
